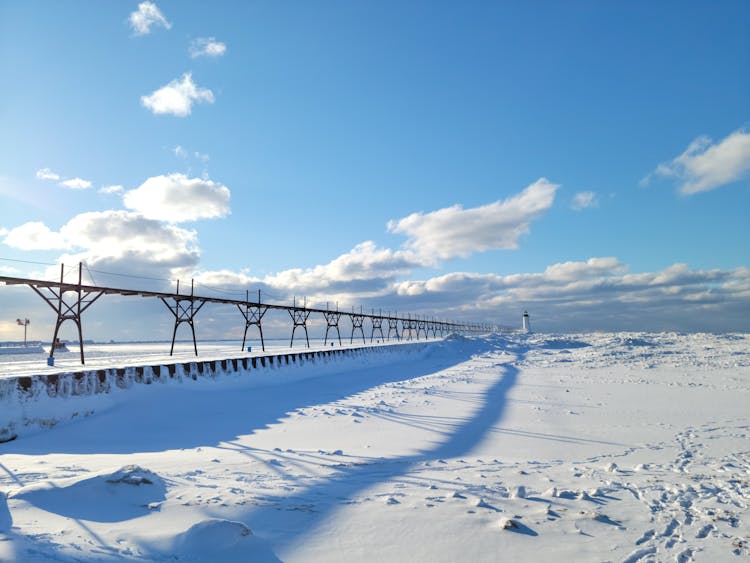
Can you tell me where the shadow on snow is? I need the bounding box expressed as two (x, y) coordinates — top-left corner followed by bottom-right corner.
(2, 334), (528, 560)
(229, 335), (529, 552)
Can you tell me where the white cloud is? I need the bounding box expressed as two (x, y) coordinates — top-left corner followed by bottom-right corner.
(542, 257), (626, 281)
(60, 211), (197, 263)
(129, 2), (171, 36)
(99, 185), (124, 195)
(174, 145), (209, 162)
(5, 212), (199, 283)
(387, 178), (558, 262)
(194, 241), (421, 309)
(141, 73), (214, 117)
(194, 269), (258, 289)
(36, 168), (60, 181)
(261, 241), (416, 300)
(59, 177), (92, 190)
(123, 173), (230, 222)
(3, 221), (68, 250)
(571, 191), (597, 210)
(189, 37), (227, 58)
(643, 128), (750, 194)
(37, 168), (93, 190)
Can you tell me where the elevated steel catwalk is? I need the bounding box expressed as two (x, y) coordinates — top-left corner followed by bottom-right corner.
(0, 267), (493, 364)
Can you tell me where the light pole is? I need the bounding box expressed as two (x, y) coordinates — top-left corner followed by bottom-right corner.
(16, 318), (30, 346)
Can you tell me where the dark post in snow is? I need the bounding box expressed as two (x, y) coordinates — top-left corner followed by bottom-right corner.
(16, 317), (30, 346)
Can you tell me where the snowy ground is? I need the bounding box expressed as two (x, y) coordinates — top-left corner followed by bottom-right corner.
(0, 332), (748, 562)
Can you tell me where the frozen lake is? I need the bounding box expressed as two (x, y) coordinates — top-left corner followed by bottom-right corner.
(1, 332), (749, 562)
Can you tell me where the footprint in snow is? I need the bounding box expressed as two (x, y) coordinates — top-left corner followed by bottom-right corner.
(634, 528), (655, 545)
(622, 546), (656, 563)
(695, 523), (714, 539)
(661, 518), (679, 537)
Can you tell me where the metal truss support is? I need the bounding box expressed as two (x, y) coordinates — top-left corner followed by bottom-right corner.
(30, 262), (104, 365)
(161, 279), (205, 356)
(370, 311), (384, 343)
(401, 318), (410, 341)
(289, 297), (311, 348)
(402, 317), (416, 341)
(238, 289), (269, 351)
(350, 313), (365, 344)
(387, 318), (400, 341)
(417, 318), (427, 340)
(324, 307), (342, 346)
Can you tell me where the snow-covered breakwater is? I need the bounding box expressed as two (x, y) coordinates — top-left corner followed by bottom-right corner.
(0, 341), (434, 442)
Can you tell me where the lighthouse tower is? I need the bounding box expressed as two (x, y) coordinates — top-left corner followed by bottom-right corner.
(522, 311), (531, 333)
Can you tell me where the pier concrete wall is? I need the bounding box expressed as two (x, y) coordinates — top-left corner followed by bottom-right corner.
(0, 341), (435, 442)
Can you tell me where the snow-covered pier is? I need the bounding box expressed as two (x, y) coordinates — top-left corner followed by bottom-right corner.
(0, 340), (434, 443)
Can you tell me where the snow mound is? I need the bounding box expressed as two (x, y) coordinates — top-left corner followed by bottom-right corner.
(175, 519), (252, 550)
(444, 332), (469, 342)
(619, 336), (658, 348)
(165, 518), (281, 562)
(11, 465), (166, 522)
(535, 336), (591, 350)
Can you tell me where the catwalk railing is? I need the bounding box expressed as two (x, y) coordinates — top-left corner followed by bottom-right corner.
(0, 263), (497, 364)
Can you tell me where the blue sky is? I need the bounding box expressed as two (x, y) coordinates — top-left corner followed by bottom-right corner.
(0, 0), (749, 340)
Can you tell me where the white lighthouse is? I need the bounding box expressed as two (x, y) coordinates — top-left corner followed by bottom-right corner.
(522, 311), (531, 333)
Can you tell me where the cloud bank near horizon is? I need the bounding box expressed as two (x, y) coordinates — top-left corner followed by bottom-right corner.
(4, 169), (749, 334)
